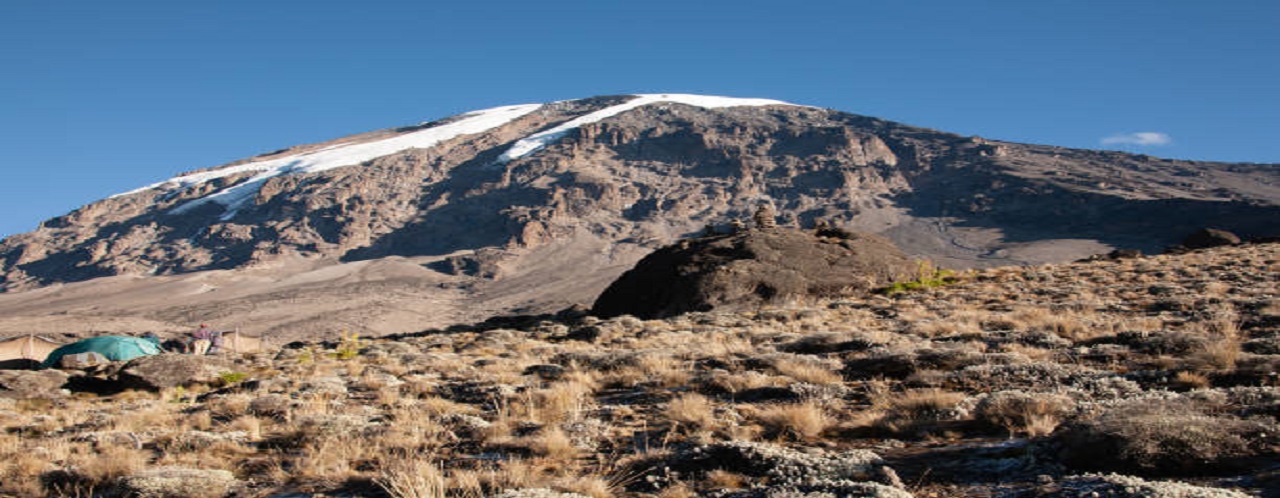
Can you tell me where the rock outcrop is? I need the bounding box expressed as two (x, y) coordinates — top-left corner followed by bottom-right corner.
(592, 227), (915, 319)
(116, 354), (235, 390)
(0, 369), (68, 399)
(1181, 228), (1242, 250)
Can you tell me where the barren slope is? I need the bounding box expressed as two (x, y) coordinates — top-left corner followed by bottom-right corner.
(1, 94), (1276, 339)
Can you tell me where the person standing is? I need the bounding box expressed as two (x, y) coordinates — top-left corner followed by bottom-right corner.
(191, 323), (214, 355)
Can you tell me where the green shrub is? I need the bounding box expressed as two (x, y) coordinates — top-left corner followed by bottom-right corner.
(879, 260), (961, 295)
(217, 371), (248, 386)
(329, 331), (365, 360)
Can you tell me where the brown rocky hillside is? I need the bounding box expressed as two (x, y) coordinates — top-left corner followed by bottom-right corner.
(0, 94), (1277, 340)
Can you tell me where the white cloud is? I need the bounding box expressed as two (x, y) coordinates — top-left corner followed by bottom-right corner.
(1101, 132), (1173, 147)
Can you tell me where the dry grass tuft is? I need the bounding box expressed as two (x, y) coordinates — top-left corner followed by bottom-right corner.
(46, 444), (151, 496)
(772, 357), (842, 385)
(751, 401), (831, 441)
(706, 469), (749, 490)
(530, 426), (579, 460)
(1172, 371), (1211, 390)
(376, 457), (450, 498)
(664, 392), (718, 433)
(976, 391), (1072, 437)
(873, 388), (967, 435)
(555, 475), (615, 498)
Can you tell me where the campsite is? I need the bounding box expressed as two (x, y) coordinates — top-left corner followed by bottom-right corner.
(0, 328), (271, 371)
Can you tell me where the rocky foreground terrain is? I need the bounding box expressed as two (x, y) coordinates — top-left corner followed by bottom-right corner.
(1, 94), (1277, 340)
(1, 241), (1277, 497)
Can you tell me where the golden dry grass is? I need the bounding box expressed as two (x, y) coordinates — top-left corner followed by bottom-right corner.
(665, 392), (718, 433)
(771, 357), (842, 385)
(750, 401), (832, 441)
(0, 243), (1274, 497)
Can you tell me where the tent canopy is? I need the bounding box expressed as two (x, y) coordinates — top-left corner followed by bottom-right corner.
(220, 331), (268, 353)
(41, 336), (162, 368)
(0, 335), (62, 362)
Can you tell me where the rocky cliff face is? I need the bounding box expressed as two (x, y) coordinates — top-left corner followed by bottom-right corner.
(0, 94), (1277, 337)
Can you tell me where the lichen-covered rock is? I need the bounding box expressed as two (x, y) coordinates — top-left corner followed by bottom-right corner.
(492, 489), (591, 498)
(116, 354), (234, 390)
(439, 413), (492, 438)
(70, 431), (148, 448)
(1044, 473), (1251, 497)
(154, 430), (250, 451)
(948, 362), (1143, 400)
(523, 363), (568, 381)
(248, 394), (295, 419)
(294, 414), (379, 438)
(297, 376), (348, 397)
(441, 381), (519, 404)
(117, 466), (237, 498)
(0, 369), (68, 399)
(668, 441), (888, 487)
(719, 482), (913, 498)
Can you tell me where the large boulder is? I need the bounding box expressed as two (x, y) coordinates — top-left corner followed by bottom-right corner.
(0, 369), (69, 399)
(58, 351), (111, 370)
(1180, 228), (1241, 250)
(592, 228), (916, 319)
(116, 354), (236, 390)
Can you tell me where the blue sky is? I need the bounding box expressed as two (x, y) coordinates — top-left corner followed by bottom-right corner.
(1, 1), (1277, 238)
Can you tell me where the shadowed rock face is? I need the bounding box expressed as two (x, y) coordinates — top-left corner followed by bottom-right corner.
(591, 228), (916, 319)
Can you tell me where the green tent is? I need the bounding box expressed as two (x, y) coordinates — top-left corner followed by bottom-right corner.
(41, 336), (162, 368)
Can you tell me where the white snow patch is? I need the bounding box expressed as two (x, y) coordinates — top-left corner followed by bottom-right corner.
(114, 103), (542, 219)
(110, 94), (801, 221)
(496, 94), (796, 163)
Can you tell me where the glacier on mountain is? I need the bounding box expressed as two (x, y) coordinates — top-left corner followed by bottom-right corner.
(115, 94), (795, 220)
(113, 103), (540, 218)
(496, 94), (795, 163)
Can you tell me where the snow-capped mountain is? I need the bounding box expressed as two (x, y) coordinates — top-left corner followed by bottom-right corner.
(1, 94), (1277, 339)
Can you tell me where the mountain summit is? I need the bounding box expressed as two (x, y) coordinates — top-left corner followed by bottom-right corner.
(1, 94), (1277, 339)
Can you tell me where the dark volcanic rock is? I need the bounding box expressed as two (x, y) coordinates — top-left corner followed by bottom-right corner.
(1181, 228), (1242, 250)
(591, 228), (915, 319)
(1077, 249), (1144, 262)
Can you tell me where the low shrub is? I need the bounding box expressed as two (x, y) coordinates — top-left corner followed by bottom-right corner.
(1056, 400), (1278, 475)
(878, 261), (962, 296)
(976, 391), (1073, 437)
